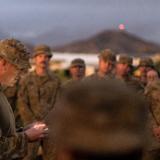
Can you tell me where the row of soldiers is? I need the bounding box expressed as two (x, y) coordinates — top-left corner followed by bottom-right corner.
(66, 49), (159, 86)
(1, 38), (160, 160)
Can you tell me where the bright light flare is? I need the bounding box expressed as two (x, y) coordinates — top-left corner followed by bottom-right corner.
(119, 24), (125, 31)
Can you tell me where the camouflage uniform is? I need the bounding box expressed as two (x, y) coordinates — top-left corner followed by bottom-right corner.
(18, 44), (60, 124)
(18, 71), (60, 124)
(46, 79), (148, 160)
(0, 86), (28, 159)
(18, 45), (60, 160)
(144, 80), (160, 160)
(2, 81), (23, 128)
(0, 39), (30, 159)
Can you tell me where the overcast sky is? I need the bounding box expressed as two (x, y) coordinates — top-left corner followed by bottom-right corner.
(0, 0), (160, 45)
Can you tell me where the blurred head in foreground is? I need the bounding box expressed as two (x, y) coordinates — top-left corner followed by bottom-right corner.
(47, 79), (148, 160)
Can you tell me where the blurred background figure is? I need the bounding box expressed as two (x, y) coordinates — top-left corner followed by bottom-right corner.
(134, 57), (155, 86)
(46, 79), (148, 160)
(114, 54), (133, 81)
(146, 69), (159, 85)
(113, 54), (144, 91)
(62, 58), (86, 87)
(69, 58), (86, 81)
(86, 49), (116, 80)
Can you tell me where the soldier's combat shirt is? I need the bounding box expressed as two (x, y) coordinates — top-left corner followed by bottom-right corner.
(18, 71), (61, 125)
(84, 72), (113, 81)
(3, 81), (23, 128)
(0, 86), (27, 160)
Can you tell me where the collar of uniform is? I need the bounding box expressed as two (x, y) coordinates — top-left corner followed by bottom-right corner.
(33, 70), (51, 85)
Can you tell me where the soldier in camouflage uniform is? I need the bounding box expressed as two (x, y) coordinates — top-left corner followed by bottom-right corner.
(114, 54), (133, 80)
(69, 58), (86, 80)
(114, 54), (143, 91)
(0, 39), (47, 160)
(134, 57), (155, 86)
(86, 49), (116, 80)
(46, 79), (148, 160)
(144, 80), (160, 160)
(146, 70), (159, 85)
(63, 58), (86, 86)
(18, 44), (60, 160)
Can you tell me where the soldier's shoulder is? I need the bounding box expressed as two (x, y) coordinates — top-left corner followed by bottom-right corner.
(83, 73), (113, 81)
(19, 72), (35, 86)
(145, 80), (160, 95)
(83, 73), (97, 81)
(48, 71), (61, 82)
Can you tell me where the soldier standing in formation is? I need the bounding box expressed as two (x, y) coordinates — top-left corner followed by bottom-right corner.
(0, 39), (47, 160)
(114, 54), (133, 81)
(135, 57), (155, 86)
(146, 70), (159, 85)
(18, 44), (61, 160)
(62, 58), (86, 87)
(86, 49), (116, 80)
(114, 54), (144, 91)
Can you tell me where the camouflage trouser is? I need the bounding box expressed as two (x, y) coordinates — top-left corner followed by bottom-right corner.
(22, 141), (40, 160)
(143, 149), (160, 160)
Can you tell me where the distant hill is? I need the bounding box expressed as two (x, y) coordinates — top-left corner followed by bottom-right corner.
(55, 30), (160, 55)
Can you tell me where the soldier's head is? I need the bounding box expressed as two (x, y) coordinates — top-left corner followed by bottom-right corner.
(115, 54), (133, 77)
(98, 49), (116, 75)
(138, 57), (154, 74)
(135, 57), (155, 85)
(47, 79), (148, 160)
(146, 69), (159, 85)
(32, 44), (52, 69)
(0, 38), (30, 86)
(69, 58), (86, 80)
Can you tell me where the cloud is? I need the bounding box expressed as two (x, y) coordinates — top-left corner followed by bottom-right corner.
(0, 0), (159, 44)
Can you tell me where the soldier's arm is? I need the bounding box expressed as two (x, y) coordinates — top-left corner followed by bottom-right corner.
(0, 92), (16, 136)
(0, 122), (47, 159)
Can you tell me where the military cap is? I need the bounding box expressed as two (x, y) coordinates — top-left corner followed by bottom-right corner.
(32, 44), (52, 58)
(98, 49), (116, 62)
(139, 57), (154, 67)
(70, 58), (86, 68)
(48, 79), (148, 154)
(0, 38), (30, 70)
(117, 54), (133, 65)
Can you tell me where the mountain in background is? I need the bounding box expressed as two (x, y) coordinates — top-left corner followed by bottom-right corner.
(54, 30), (160, 55)
(0, 29), (160, 56)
